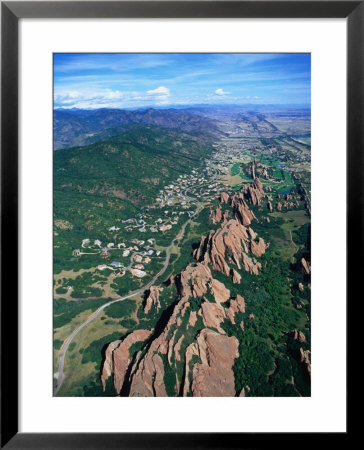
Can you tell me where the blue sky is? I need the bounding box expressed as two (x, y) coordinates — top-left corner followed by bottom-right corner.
(54, 53), (310, 109)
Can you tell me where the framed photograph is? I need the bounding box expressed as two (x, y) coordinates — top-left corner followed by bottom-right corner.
(1, 1), (357, 448)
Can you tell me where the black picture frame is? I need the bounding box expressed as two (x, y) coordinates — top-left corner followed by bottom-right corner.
(1, 1), (358, 448)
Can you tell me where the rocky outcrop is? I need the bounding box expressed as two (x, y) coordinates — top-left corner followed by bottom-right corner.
(227, 295), (246, 324)
(251, 161), (256, 180)
(211, 206), (223, 224)
(301, 258), (311, 275)
(293, 330), (306, 343)
(250, 237), (268, 257)
(246, 178), (265, 206)
(267, 201), (273, 212)
(101, 329), (152, 393)
(129, 352), (168, 397)
(183, 328), (239, 397)
(232, 194), (256, 226)
(194, 219), (262, 276)
(277, 202), (282, 211)
(144, 286), (161, 314)
(293, 330), (306, 342)
(241, 252), (262, 275)
(231, 268), (241, 284)
(300, 347), (311, 378)
(210, 278), (230, 303)
(100, 339), (121, 391)
(220, 192), (229, 204)
(199, 299), (227, 334)
(178, 263), (229, 302)
(174, 335), (184, 361)
(248, 227), (257, 240)
(298, 282), (304, 292)
(126, 263), (233, 396)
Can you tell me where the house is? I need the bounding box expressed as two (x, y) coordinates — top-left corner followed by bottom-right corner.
(117, 243), (126, 249)
(97, 264), (108, 270)
(130, 268), (147, 278)
(101, 250), (110, 258)
(107, 243), (114, 249)
(156, 250), (161, 256)
(73, 249), (81, 257)
(122, 249), (130, 257)
(160, 224), (172, 232)
(81, 239), (90, 248)
(144, 257), (151, 264)
(134, 264), (145, 270)
(94, 239), (102, 248)
(134, 255), (143, 263)
(111, 261), (122, 268)
(109, 226), (120, 232)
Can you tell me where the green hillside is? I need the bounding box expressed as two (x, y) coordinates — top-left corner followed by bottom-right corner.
(53, 125), (213, 273)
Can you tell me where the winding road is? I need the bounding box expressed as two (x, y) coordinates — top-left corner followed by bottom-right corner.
(54, 202), (203, 395)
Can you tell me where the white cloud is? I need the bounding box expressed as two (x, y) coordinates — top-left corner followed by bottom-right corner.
(214, 88), (229, 96)
(54, 87), (173, 109)
(147, 86), (170, 96)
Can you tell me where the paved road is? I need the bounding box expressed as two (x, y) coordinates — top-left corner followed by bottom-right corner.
(54, 202), (202, 396)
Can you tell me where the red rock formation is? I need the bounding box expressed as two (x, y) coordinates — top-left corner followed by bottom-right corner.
(298, 282), (304, 292)
(300, 348), (311, 377)
(100, 339), (121, 391)
(127, 263), (234, 396)
(241, 253), (262, 275)
(129, 352), (168, 397)
(178, 262), (229, 302)
(144, 286), (161, 314)
(210, 278), (230, 303)
(249, 313), (255, 319)
(248, 227), (257, 240)
(211, 206), (223, 224)
(277, 202), (282, 211)
(247, 178), (265, 205)
(194, 219), (262, 276)
(301, 258), (311, 275)
(233, 194), (256, 226)
(293, 330), (306, 343)
(192, 235), (207, 261)
(183, 329), (239, 397)
(231, 268), (241, 284)
(174, 335), (184, 361)
(250, 237), (268, 257)
(200, 299), (227, 334)
(227, 294), (246, 324)
(251, 161), (256, 180)
(222, 209), (230, 222)
(220, 192), (229, 204)
(267, 201), (273, 212)
(101, 329), (152, 393)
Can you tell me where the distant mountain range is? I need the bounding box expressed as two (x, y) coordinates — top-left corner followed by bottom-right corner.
(54, 107), (221, 150)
